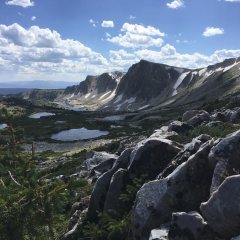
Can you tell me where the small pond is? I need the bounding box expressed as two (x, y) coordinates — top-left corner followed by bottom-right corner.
(59, 103), (85, 112)
(51, 127), (109, 141)
(29, 112), (55, 119)
(0, 124), (7, 129)
(103, 116), (122, 121)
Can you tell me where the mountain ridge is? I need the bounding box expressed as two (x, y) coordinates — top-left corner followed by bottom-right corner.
(56, 57), (240, 111)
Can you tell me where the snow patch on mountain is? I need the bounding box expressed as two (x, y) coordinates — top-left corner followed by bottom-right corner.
(85, 93), (91, 99)
(172, 71), (190, 96)
(99, 91), (112, 100)
(138, 105), (149, 110)
(114, 94), (123, 104)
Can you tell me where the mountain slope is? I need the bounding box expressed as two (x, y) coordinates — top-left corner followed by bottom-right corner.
(57, 57), (240, 111)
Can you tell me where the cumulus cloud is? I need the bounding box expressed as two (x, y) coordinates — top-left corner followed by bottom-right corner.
(130, 15), (136, 19)
(109, 50), (139, 67)
(225, 0), (240, 2)
(107, 23), (165, 48)
(121, 23), (165, 36)
(133, 44), (240, 69)
(166, 0), (184, 9)
(31, 16), (36, 21)
(5, 0), (34, 8)
(107, 32), (164, 48)
(101, 21), (114, 28)
(203, 27), (224, 37)
(0, 23), (110, 81)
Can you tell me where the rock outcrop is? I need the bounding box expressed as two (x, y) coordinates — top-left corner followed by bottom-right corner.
(131, 142), (214, 240)
(201, 175), (240, 238)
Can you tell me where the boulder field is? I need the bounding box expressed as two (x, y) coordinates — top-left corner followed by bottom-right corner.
(62, 109), (240, 240)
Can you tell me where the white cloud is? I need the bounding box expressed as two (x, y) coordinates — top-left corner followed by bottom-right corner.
(203, 27), (224, 37)
(167, 0), (184, 9)
(121, 23), (165, 36)
(225, 0), (240, 2)
(89, 19), (97, 27)
(101, 21), (114, 28)
(106, 32), (111, 37)
(176, 40), (180, 44)
(130, 15), (136, 19)
(31, 16), (36, 21)
(5, 0), (34, 8)
(18, 12), (24, 16)
(107, 32), (164, 48)
(0, 23), (110, 82)
(107, 23), (165, 48)
(134, 44), (240, 69)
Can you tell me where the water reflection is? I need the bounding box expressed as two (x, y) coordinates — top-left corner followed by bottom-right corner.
(51, 127), (109, 141)
(29, 112), (55, 119)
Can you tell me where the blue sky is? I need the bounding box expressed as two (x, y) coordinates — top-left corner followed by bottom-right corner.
(0, 0), (240, 82)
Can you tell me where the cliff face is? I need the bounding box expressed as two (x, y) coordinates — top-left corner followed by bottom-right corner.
(116, 60), (179, 100)
(57, 57), (240, 111)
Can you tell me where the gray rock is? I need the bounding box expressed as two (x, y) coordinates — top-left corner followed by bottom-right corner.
(230, 108), (240, 123)
(88, 149), (132, 216)
(150, 126), (181, 142)
(83, 151), (118, 171)
(182, 110), (210, 123)
(116, 135), (147, 155)
(196, 134), (212, 143)
(131, 142), (214, 240)
(128, 138), (182, 180)
(149, 223), (170, 240)
(184, 138), (202, 154)
(62, 209), (88, 240)
(168, 211), (216, 240)
(201, 175), (240, 238)
(89, 157), (116, 180)
(208, 130), (240, 194)
(157, 151), (190, 180)
(70, 196), (90, 217)
(214, 112), (229, 122)
(204, 121), (222, 127)
(182, 110), (201, 122)
(104, 168), (129, 212)
(232, 235), (240, 240)
(67, 210), (82, 231)
(168, 121), (193, 135)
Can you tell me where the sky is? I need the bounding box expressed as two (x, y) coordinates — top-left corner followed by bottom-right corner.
(0, 0), (240, 83)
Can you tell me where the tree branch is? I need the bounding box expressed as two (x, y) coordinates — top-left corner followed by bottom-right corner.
(8, 171), (25, 188)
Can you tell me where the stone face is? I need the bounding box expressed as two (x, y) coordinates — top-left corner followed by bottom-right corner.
(131, 142), (214, 240)
(168, 211), (215, 240)
(88, 149), (132, 217)
(168, 121), (193, 135)
(208, 130), (240, 194)
(128, 138), (182, 180)
(200, 175), (240, 238)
